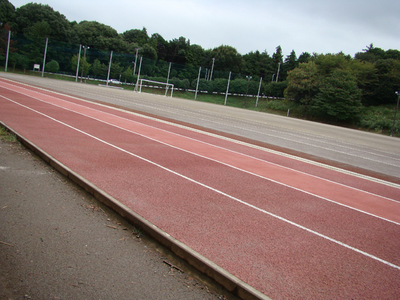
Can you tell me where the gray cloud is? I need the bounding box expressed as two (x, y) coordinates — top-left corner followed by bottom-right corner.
(10, 0), (400, 57)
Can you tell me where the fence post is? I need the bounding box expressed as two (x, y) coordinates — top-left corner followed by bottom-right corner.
(75, 44), (81, 82)
(224, 72), (231, 105)
(5, 31), (11, 72)
(135, 56), (143, 92)
(195, 66), (201, 100)
(256, 77), (263, 107)
(106, 50), (113, 85)
(41, 37), (48, 77)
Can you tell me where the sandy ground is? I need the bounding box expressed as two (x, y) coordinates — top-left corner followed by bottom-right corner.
(0, 133), (236, 300)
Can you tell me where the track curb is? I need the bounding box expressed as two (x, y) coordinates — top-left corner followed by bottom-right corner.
(1, 122), (271, 300)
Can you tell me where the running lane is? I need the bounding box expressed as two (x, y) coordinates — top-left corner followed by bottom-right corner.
(1, 78), (399, 299)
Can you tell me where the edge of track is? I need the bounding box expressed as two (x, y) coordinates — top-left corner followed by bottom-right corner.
(0, 121), (271, 300)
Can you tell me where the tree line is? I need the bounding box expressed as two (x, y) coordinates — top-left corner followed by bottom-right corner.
(1, 0), (400, 125)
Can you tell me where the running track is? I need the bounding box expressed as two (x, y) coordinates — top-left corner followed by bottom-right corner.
(1, 78), (399, 299)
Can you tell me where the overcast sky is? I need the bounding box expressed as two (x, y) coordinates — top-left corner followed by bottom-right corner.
(10, 0), (400, 57)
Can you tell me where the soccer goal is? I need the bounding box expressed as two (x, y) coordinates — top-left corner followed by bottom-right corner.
(139, 79), (174, 97)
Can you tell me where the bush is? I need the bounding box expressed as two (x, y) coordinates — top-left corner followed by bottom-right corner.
(45, 60), (59, 73)
(357, 106), (399, 134)
(265, 100), (291, 111)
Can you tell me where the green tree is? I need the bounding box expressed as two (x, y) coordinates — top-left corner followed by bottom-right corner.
(70, 21), (124, 52)
(149, 33), (168, 61)
(168, 36), (190, 64)
(349, 59), (378, 106)
(297, 52), (311, 64)
(186, 44), (204, 67)
(140, 43), (157, 60)
(92, 58), (108, 78)
(9, 52), (29, 70)
(312, 69), (362, 121)
(122, 27), (149, 46)
(284, 61), (319, 108)
(372, 59), (400, 105)
(0, 0), (15, 28)
(71, 54), (90, 76)
(0, 23), (16, 57)
(14, 3), (70, 41)
(280, 50), (297, 81)
(211, 45), (244, 73)
(355, 44), (386, 63)
(25, 20), (51, 38)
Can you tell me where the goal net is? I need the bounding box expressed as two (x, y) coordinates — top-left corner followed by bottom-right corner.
(139, 79), (174, 97)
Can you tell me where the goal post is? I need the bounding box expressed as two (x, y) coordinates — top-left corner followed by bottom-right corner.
(139, 79), (174, 97)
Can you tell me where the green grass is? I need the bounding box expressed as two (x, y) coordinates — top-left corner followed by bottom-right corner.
(0, 126), (18, 143)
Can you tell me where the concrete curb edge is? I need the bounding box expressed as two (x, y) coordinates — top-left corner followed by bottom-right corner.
(1, 122), (271, 300)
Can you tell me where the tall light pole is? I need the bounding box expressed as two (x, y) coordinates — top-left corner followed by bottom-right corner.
(391, 91), (400, 136)
(80, 46), (89, 82)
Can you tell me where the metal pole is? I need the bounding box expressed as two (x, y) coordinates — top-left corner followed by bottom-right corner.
(256, 77), (263, 107)
(276, 62), (281, 82)
(210, 58), (215, 81)
(75, 44), (81, 82)
(80, 46), (89, 82)
(133, 48), (139, 75)
(41, 37), (48, 77)
(135, 56), (143, 92)
(106, 50), (113, 85)
(195, 67), (201, 100)
(224, 72), (231, 106)
(5, 31), (11, 72)
(165, 62), (172, 96)
(391, 91), (400, 136)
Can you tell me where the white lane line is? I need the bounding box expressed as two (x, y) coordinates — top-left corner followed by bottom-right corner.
(2, 94), (400, 271)
(2, 78), (399, 168)
(2, 84), (400, 225)
(2, 80), (400, 188)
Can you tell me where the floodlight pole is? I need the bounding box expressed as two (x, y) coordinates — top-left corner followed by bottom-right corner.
(391, 91), (400, 136)
(81, 46), (90, 82)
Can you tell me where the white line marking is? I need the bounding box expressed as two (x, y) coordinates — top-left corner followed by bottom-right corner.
(1, 94), (400, 271)
(2, 79), (399, 189)
(2, 83), (400, 225)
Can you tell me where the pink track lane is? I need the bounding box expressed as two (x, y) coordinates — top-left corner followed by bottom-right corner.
(1, 79), (399, 299)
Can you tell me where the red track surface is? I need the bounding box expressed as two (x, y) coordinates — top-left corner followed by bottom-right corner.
(1, 78), (399, 299)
